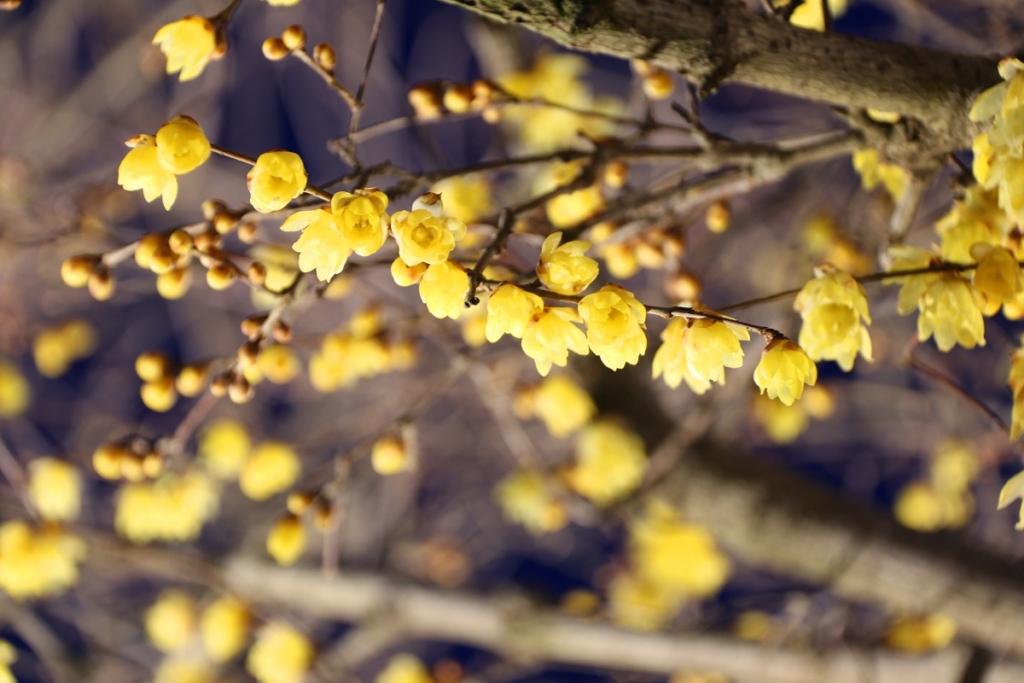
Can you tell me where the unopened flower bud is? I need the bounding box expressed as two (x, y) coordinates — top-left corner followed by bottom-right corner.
(286, 491), (315, 516)
(471, 79), (500, 108)
(241, 314), (267, 338)
(604, 161), (628, 189)
(142, 452), (164, 479)
(176, 364), (209, 397)
(87, 268), (115, 300)
(201, 199), (227, 220)
(705, 200), (730, 233)
(157, 268), (192, 300)
(120, 454), (147, 483)
(61, 254), (97, 288)
(408, 83), (444, 119)
(136, 351), (172, 382)
(228, 375), (254, 404)
(281, 25), (306, 51)
(237, 341), (261, 370)
(207, 263), (235, 290)
(262, 37), (289, 61)
(311, 500), (335, 532)
(267, 514), (305, 565)
(443, 84), (474, 114)
(642, 70), (675, 99)
(149, 243), (179, 274)
(481, 106), (502, 124)
(209, 373), (231, 397)
(272, 320), (292, 344)
(313, 43), (336, 71)
(141, 376), (177, 412)
(213, 211), (238, 235)
(237, 221), (258, 243)
(248, 261), (267, 286)
(371, 428), (417, 476)
(193, 230), (219, 254)
(665, 270), (701, 302)
(93, 443), (126, 480)
(168, 229), (194, 254)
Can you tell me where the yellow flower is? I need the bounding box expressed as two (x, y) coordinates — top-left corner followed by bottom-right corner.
(629, 501), (730, 598)
(145, 590), (198, 653)
(886, 614), (957, 653)
(895, 482), (971, 531)
(495, 469), (567, 533)
(267, 514), (305, 566)
(331, 189), (391, 256)
(27, 458), (81, 522)
(391, 194), (467, 266)
(917, 275), (986, 352)
(152, 16), (217, 82)
(753, 393), (809, 444)
(0, 641), (14, 683)
(565, 420), (646, 506)
(998, 468), (1024, 529)
(537, 162), (606, 228)
(652, 318), (748, 393)
(794, 268), (872, 371)
(115, 469), (219, 543)
(530, 374), (595, 437)
(971, 243), (1023, 307)
(238, 442), (300, 501)
(155, 116), (211, 174)
(969, 58), (1024, 222)
(789, 0), (848, 30)
(376, 654), (434, 683)
(198, 419), (251, 480)
(391, 257), (427, 287)
(281, 207), (351, 282)
(578, 284), (647, 370)
(118, 135), (178, 210)
(935, 186), (1007, 264)
(258, 344), (301, 384)
(0, 360), (30, 418)
(246, 622), (313, 683)
(536, 231), (599, 295)
(201, 596), (250, 662)
(431, 175), (494, 224)
(419, 261), (469, 320)
(521, 307), (589, 376)
(930, 440), (978, 494)
(485, 284), (544, 342)
(753, 338), (818, 406)
(884, 245), (942, 314)
(248, 151), (308, 213)
(0, 521), (86, 600)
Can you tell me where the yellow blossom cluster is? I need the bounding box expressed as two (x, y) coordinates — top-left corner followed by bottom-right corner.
(495, 469), (568, 534)
(430, 175), (495, 226)
(144, 590), (252, 667)
(32, 319), (96, 378)
(308, 307), (415, 391)
(564, 419), (647, 506)
(513, 374), (596, 438)
(885, 247), (986, 352)
(591, 222), (685, 280)
(801, 215), (871, 276)
(118, 116), (211, 210)
(970, 57), (1024, 223)
(0, 641), (15, 683)
(851, 148), (908, 202)
(794, 267), (872, 371)
(935, 187), (1013, 264)
(653, 316), (749, 394)
(197, 419), (300, 499)
(535, 161), (605, 229)
(895, 441), (978, 532)
(0, 361), (30, 419)
(0, 521), (86, 600)
(536, 231), (600, 295)
(609, 501), (730, 630)
(496, 54), (621, 153)
(753, 338), (818, 406)
(115, 468), (220, 544)
(579, 285), (647, 370)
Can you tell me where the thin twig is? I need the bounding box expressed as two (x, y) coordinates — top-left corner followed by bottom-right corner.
(904, 351), (1009, 434)
(0, 432), (36, 519)
(344, 0), (388, 164)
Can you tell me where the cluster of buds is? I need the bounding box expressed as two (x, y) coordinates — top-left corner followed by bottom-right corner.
(262, 24), (307, 61)
(591, 222), (685, 279)
(407, 79), (504, 123)
(136, 350), (210, 412)
(631, 59), (675, 100)
(92, 436), (165, 482)
(60, 254), (115, 301)
(266, 488), (339, 566)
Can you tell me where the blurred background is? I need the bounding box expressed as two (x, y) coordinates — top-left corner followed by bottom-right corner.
(1, 1), (1024, 682)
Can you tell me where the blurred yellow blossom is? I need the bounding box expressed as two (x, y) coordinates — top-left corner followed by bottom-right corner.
(930, 441), (978, 494)
(118, 135), (178, 209)
(578, 284), (647, 370)
(198, 419), (251, 480)
(431, 175), (494, 224)
(753, 338), (818, 406)
(886, 614), (957, 653)
(0, 641), (14, 683)
(537, 162), (605, 228)
(852, 148), (907, 201)
(520, 374), (595, 437)
(115, 469), (219, 543)
(971, 243), (1023, 308)
(248, 151), (307, 213)
(895, 482), (971, 532)
(376, 654), (434, 683)
(258, 345), (301, 384)
(152, 16), (217, 82)
(521, 307), (589, 376)
(606, 570), (683, 631)
(998, 468), (1024, 529)
(969, 58), (1024, 223)
(916, 275), (986, 352)
(246, 622), (313, 683)
(371, 434), (414, 475)
(27, 458), (81, 522)
(154, 657), (217, 683)
(0, 521), (86, 600)
(145, 590), (198, 653)
(267, 514), (305, 566)
(935, 187), (1007, 264)
(0, 361), (29, 418)
(789, 0), (848, 30)
(201, 596), (250, 662)
(536, 231), (599, 295)
(419, 261), (469, 320)
(239, 442), (300, 501)
(495, 469), (567, 533)
(565, 420), (646, 506)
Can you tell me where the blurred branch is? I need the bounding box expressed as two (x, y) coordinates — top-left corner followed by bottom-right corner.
(224, 556), (1005, 683)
